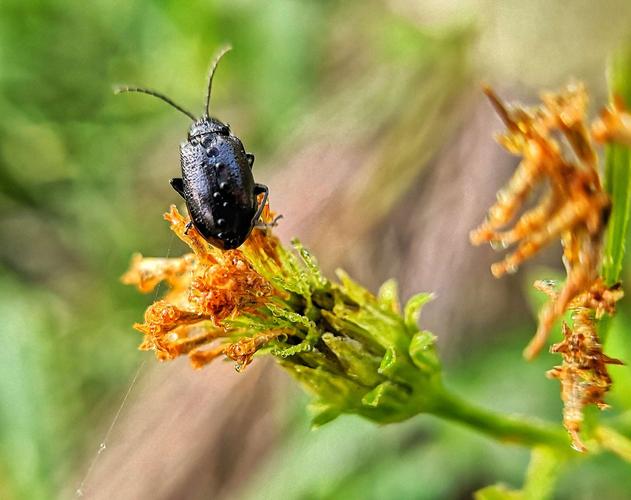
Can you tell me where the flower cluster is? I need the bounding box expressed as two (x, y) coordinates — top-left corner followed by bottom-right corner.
(122, 205), (277, 367)
(471, 84), (628, 449)
(470, 84), (613, 360)
(593, 95), (631, 146)
(123, 204), (442, 425)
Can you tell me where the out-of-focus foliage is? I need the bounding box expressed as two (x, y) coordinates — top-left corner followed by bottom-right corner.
(2, 1), (631, 499)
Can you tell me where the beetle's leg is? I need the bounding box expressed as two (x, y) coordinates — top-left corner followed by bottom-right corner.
(170, 178), (185, 198)
(246, 153), (255, 168)
(253, 184), (283, 229)
(255, 214), (283, 229)
(184, 221), (193, 234)
(251, 183), (269, 223)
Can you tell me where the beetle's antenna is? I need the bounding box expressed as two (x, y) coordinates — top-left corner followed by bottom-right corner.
(204, 44), (232, 118)
(115, 86), (196, 121)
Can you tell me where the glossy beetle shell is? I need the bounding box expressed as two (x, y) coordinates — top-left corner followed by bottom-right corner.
(179, 119), (257, 250)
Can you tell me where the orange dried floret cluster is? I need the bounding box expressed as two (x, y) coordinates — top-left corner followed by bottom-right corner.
(593, 95), (631, 146)
(122, 203), (282, 369)
(536, 279), (624, 451)
(470, 84), (614, 360)
(224, 330), (286, 371)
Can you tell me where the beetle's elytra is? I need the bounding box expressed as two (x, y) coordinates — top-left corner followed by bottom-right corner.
(116, 46), (269, 250)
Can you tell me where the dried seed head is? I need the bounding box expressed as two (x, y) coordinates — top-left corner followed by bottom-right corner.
(123, 204), (280, 367)
(472, 85), (629, 451)
(546, 281), (624, 451)
(471, 84), (614, 359)
(592, 95), (631, 146)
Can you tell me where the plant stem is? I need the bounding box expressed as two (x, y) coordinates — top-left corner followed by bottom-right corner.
(428, 387), (569, 449)
(522, 446), (564, 500)
(595, 426), (631, 462)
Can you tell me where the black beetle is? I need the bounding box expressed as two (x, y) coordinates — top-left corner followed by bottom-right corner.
(116, 46), (269, 250)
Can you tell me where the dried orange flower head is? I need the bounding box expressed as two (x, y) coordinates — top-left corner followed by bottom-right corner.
(123, 202), (442, 427)
(539, 279), (624, 452)
(122, 203), (280, 367)
(471, 84), (614, 360)
(593, 94), (631, 146)
(470, 84), (629, 452)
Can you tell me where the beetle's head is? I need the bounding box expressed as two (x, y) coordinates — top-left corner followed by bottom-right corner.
(188, 118), (230, 141)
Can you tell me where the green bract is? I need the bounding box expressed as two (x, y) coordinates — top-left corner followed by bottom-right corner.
(237, 238), (442, 426)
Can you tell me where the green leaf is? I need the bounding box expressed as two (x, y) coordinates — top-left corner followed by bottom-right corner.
(359, 380), (424, 423)
(476, 447), (563, 500)
(603, 143), (631, 284)
(521, 447), (564, 500)
(308, 402), (342, 428)
(321, 333), (383, 387)
(377, 279), (400, 313)
(377, 346), (419, 385)
(320, 310), (385, 355)
(595, 426), (631, 462)
(403, 292), (434, 332)
(335, 269), (375, 306)
(474, 484), (522, 500)
(279, 362), (366, 424)
(409, 330), (440, 375)
(603, 48), (631, 285)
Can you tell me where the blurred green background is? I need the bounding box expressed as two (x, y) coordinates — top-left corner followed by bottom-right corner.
(2, 1), (631, 499)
